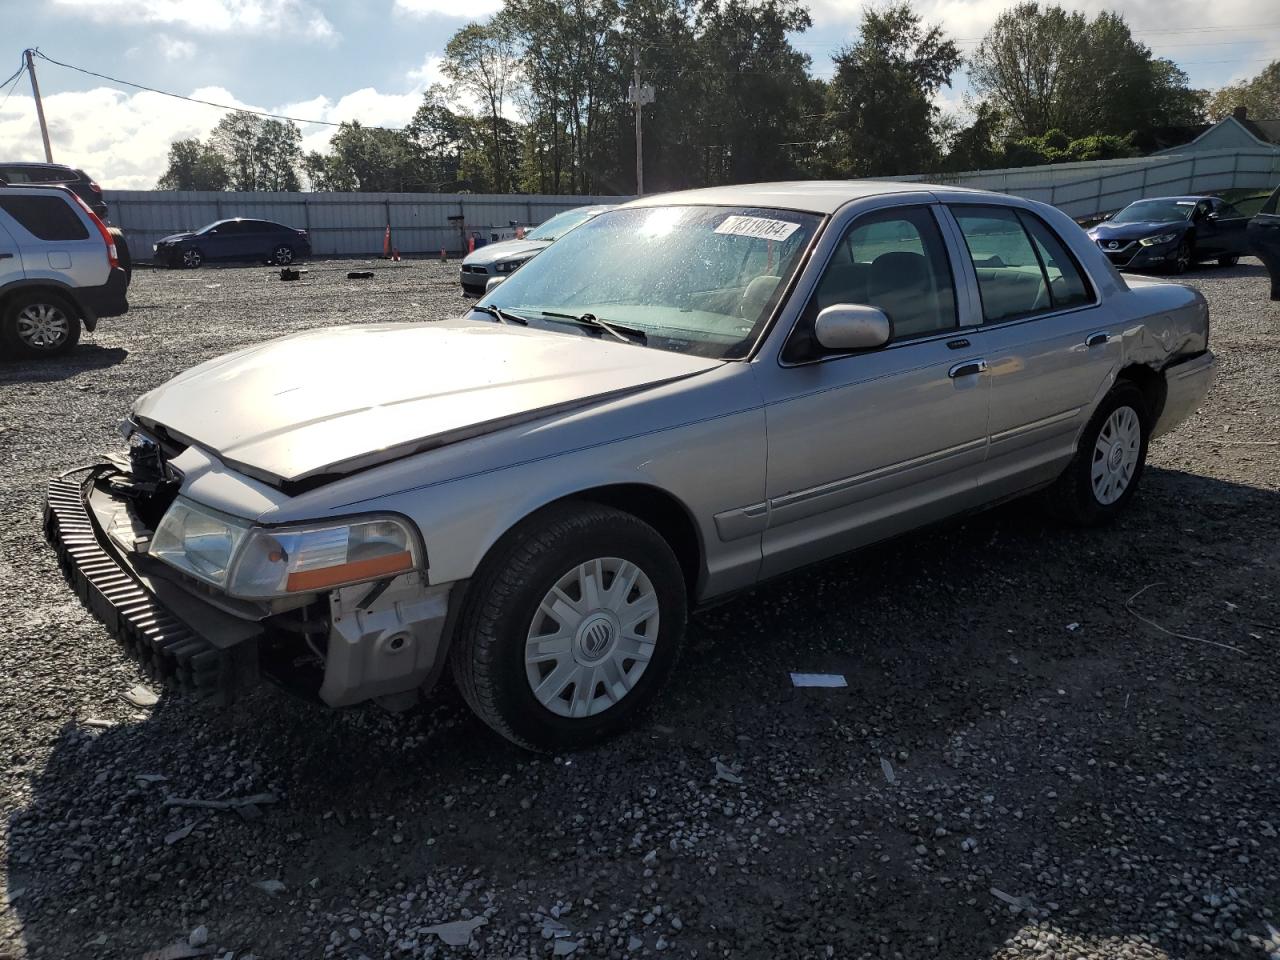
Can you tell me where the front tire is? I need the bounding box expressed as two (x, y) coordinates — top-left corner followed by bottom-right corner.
(1047, 382), (1149, 526)
(1172, 241), (1192, 274)
(181, 247), (203, 269)
(1, 291), (82, 357)
(451, 502), (687, 751)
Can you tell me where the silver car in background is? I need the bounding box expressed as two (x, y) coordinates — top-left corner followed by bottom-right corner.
(458, 204), (613, 295)
(46, 181), (1214, 751)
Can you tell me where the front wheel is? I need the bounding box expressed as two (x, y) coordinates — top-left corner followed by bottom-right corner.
(181, 247), (203, 269)
(1172, 241), (1192, 274)
(451, 503), (687, 751)
(1046, 382), (1150, 526)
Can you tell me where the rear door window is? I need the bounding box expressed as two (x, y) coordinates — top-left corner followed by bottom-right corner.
(0, 195), (90, 241)
(951, 205), (1092, 322)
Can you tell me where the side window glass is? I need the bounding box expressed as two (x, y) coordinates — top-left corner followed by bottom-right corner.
(952, 206), (1052, 323)
(1017, 211), (1093, 309)
(0, 196), (90, 241)
(1263, 188), (1280, 216)
(809, 206), (956, 342)
(1218, 202), (1242, 219)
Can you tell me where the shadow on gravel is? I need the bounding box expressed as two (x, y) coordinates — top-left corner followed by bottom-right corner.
(0, 345), (129, 382)
(8, 467), (1280, 958)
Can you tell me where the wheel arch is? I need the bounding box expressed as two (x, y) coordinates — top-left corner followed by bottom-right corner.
(1116, 362), (1167, 425)
(0, 280), (86, 320)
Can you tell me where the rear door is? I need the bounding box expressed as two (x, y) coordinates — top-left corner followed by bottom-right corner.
(1210, 200), (1250, 256)
(944, 203), (1118, 501)
(0, 217), (24, 286)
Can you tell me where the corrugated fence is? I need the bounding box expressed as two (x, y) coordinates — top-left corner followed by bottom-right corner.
(891, 146), (1280, 219)
(102, 190), (630, 258)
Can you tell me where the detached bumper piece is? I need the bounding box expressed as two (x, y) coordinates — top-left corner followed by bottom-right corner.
(44, 474), (258, 705)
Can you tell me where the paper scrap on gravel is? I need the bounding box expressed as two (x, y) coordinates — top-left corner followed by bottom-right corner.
(422, 917), (487, 946)
(790, 672), (847, 688)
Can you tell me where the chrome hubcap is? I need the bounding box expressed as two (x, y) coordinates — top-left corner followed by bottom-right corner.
(1091, 405), (1141, 505)
(276, 246), (293, 263)
(525, 557), (659, 719)
(16, 303), (69, 349)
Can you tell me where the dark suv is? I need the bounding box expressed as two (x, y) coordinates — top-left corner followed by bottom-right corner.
(0, 162), (108, 220)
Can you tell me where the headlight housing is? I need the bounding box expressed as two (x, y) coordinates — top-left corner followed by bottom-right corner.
(1139, 232), (1180, 246)
(494, 259), (525, 273)
(150, 496), (420, 598)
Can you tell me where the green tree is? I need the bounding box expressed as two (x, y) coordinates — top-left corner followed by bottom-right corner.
(206, 110), (303, 190)
(970, 4), (1201, 140)
(444, 21), (521, 192)
(255, 119), (302, 191)
(324, 121), (429, 192)
(156, 138), (230, 190)
(824, 3), (961, 177)
(1207, 60), (1280, 121)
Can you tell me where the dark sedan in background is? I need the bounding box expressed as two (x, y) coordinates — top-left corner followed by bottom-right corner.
(153, 218), (311, 268)
(1087, 195), (1250, 273)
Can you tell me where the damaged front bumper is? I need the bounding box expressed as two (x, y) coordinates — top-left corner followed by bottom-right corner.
(44, 466), (459, 709)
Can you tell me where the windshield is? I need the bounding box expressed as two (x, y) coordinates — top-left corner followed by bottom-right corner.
(196, 221), (223, 234)
(526, 208), (597, 241)
(1110, 199), (1195, 224)
(479, 205), (821, 359)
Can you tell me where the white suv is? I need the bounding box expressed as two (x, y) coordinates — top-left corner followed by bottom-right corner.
(0, 180), (128, 356)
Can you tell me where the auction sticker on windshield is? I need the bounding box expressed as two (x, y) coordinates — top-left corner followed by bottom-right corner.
(715, 215), (801, 241)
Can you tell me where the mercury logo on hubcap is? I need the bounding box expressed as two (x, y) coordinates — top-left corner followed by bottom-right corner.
(578, 615), (616, 660)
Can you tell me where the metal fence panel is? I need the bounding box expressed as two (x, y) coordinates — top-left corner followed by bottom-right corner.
(103, 190), (632, 259)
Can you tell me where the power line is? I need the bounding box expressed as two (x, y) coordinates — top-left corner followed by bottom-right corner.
(30, 49), (350, 127)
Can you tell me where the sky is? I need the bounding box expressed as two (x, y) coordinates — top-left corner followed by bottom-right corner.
(0, 0), (1278, 189)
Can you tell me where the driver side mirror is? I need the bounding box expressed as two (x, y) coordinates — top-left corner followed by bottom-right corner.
(814, 304), (892, 351)
(1206, 211), (1220, 221)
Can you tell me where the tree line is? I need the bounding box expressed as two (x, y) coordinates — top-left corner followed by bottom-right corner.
(157, 1), (1280, 195)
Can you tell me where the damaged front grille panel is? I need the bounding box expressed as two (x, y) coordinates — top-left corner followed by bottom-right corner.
(44, 473), (259, 705)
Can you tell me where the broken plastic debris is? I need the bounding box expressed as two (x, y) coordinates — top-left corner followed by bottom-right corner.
(880, 757), (896, 784)
(790, 672), (847, 688)
(990, 887), (1033, 910)
(421, 917), (487, 947)
(714, 760), (742, 784)
(553, 940), (579, 956)
(253, 880), (286, 896)
(164, 821), (200, 846)
(1065, 622), (1080, 632)
(124, 685), (159, 707)
(83, 717), (115, 728)
(135, 773), (168, 785)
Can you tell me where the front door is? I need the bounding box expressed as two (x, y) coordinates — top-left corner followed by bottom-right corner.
(759, 204), (992, 577)
(945, 203), (1119, 499)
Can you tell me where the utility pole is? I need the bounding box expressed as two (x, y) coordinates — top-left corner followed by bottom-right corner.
(25, 49), (53, 163)
(627, 53), (654, 196)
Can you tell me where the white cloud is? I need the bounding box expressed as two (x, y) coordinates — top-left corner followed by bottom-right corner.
(50, 0), (337, 42)
(158, 34), (199, 61)
(394, 0), (503, 18)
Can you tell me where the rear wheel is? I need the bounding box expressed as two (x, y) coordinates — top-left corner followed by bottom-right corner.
(451, 502), (687, 751)
(107, 227), (132, 281)
(272, 244), (295, 265)
(181, 247), (203, 269)
(1, 291), (82, 357)
(1046, 382), (1149, 526)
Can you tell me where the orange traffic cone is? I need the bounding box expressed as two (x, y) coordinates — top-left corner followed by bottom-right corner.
(467, 235), (475, 254)
(383, 224), (392, 258)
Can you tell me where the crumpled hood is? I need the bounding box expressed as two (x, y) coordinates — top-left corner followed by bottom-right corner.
(461, 238), (549, 267)
(157, 231), (197, 244)
(1089, 220), (1188, 243)
(132, 319), (721, 487)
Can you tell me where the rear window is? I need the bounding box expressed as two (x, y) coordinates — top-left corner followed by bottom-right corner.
(0, 195), (90, 241)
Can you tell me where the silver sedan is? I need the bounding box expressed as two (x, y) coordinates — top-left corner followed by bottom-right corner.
(46, 181), (1214, 750)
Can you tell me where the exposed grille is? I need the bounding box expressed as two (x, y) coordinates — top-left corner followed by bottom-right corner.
(44, 474), (258, 704)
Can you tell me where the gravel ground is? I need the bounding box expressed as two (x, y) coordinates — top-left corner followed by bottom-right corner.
(1, 257), (1279, 960)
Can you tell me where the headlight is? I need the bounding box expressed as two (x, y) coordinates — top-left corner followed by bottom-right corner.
(226, 515), (419, 598)
(150, 497), (251, 588)
(495, 259), (525, 273)
(1139, 232), (1180, 246)
(150, 497), (420, 598)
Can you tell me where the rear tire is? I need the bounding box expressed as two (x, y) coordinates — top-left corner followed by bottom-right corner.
(272, 244), (295, 266)
(1, 291), (82, 357)
(1046, 382), (1149, 526)
(450, 502), (687, 751)
(107, 227), (132, 282)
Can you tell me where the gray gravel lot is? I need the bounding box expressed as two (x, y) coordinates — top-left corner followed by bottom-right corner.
(1, 257), (1279, 960)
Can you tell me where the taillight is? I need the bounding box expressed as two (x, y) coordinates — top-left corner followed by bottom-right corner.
(70, 192), (118, 270)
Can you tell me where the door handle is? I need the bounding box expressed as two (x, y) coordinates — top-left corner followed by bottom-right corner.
(948, 358), (987, 379)
(0, 252), (13, 260)
(1085, 331), (1110, 348)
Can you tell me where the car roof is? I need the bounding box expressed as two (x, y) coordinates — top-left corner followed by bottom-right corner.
(620, 180), (999, 215)
(0, 162), (80, 173)
(1128, 195), (1212, 203)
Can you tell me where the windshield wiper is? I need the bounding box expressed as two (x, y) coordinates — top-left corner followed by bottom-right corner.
(539, 311), (647, 344)
(472, 303), (526, 325)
